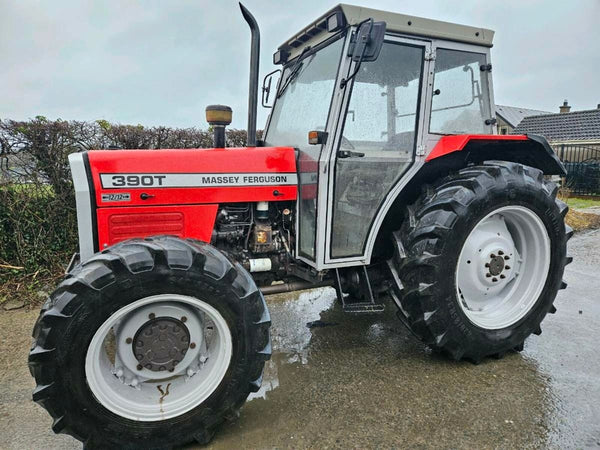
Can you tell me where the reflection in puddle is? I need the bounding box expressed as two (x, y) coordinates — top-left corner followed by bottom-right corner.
(247, 359), (280, 401)
(248, 288), (336, 402)
(268, 287), (337, 364)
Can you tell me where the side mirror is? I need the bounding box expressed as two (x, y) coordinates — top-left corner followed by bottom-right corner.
(262, 69), (281, 108)
(348, 20), (386, 62)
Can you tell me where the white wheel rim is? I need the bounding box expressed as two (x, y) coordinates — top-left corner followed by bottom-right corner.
(85, 294), (232, 421)
(455, 206), (551, 330)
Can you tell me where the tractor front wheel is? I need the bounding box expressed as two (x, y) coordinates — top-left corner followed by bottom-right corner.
(29, 236), (270, 448)
(389, 161), (572, 362)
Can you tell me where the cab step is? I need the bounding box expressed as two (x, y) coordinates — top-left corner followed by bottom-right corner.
(335, 267), (385, 314)
(342, 302), (385, 313)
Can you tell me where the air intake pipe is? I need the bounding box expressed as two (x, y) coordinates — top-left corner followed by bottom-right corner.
(239, 3), (259, 147)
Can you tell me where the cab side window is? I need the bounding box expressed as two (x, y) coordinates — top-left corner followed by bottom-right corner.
(429, 48), (490, 134)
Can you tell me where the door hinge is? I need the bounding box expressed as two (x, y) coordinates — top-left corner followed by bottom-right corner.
(416, 144), (426, 156)
(425, 49), (436, 61)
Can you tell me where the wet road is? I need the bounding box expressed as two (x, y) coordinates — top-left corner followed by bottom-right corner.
(0, 230), (598, 449)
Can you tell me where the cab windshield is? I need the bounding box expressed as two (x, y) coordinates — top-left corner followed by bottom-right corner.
(264, 37), (344, 147)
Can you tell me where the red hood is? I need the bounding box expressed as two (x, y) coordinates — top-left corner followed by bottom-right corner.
(87, 146), (298, 206)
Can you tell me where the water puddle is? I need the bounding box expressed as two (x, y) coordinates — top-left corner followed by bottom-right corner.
(204, 287), (553, 449)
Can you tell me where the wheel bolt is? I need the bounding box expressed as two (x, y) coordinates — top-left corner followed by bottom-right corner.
(504, 255), (510, 260)
(492, 277), (498, 282)
(181, 316), (187, 323)
(505, 265), (511, 270)
(498, 250), (504, 255)
(490, 253), (496, 258)
(190, 342), (196, 349)
(149, 313), (156, 320)
(486, 273), (491, 278)
(485, 263), (490, 268)
(137, 364), (143, 371)
(125, 337), (132, 344)
(500, 274), (506, 279)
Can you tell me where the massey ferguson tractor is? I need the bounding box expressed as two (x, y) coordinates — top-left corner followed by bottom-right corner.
(29, 3), (572, 448)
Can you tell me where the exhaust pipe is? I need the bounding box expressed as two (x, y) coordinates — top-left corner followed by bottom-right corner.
(239, 3), (259, 147)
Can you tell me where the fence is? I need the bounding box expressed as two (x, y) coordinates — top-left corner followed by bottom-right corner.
(553, 144), (600, 197)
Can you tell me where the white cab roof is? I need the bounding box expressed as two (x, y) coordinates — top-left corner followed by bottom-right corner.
(279, 4), (494, 60)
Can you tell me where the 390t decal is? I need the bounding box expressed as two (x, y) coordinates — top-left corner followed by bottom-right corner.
(100, 172), (298, 188)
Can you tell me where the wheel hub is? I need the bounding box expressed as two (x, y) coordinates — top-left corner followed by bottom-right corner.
(133, 317), (190, 372)
(488, 254), (507, 276)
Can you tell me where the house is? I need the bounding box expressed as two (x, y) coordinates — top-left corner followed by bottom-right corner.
(512, 101), (600, 145)
(513, 101), (600, 196)
(495, 105), (551, 135)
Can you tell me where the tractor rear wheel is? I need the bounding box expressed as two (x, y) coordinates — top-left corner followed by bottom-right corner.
(29, 236), (270, 449)
(389, 161), (572, 362)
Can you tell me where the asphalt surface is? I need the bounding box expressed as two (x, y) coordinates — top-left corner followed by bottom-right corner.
(0, 230), (598, 449)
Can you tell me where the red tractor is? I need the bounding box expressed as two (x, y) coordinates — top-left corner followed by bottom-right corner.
(30, 3), (571, 448)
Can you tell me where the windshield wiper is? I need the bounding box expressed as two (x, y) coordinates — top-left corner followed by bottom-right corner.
(276, 46), (311, 98)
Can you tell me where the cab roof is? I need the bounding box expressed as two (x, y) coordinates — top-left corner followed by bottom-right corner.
(278, 4), (494, 60)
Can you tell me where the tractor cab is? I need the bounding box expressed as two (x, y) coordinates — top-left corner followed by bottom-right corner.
(262, 4), (496, 269)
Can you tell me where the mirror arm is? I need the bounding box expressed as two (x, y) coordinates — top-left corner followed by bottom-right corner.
(340, 18), (374, 89)
(261, 68), (281, 108)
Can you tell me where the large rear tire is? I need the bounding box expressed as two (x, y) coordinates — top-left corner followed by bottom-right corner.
(29, 236), (271, 449)
(389, 161), (572, 362)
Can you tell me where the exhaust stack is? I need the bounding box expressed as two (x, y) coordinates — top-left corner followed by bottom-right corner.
(239, 3), (259, 147)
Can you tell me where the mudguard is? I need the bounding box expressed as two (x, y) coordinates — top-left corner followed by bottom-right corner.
(426, 134), (566, 175)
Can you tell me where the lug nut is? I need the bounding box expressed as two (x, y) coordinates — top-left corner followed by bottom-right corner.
(126, 337), (132, 344)
(505, 265), (511, 270)
(500, 274), (506, 279)
(137, 364), (143, 371)
(492, 277), (498, 282)
(498, 250), (504, 255)
(199, 355), (208, 363)
(490, 253), (496, 258)
(485, 263), (490, 268)
(504, 255), (510, 260)
(149, 313), (156, 320)
(190, 342), (196, 349)
(187, 368), (195, 377)
(181, 316), (187, 322)
(169, 367), (175, 372)
(486, 273), (491, 278)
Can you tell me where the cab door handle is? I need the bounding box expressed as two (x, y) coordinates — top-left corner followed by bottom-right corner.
(337, 150), (365, 158)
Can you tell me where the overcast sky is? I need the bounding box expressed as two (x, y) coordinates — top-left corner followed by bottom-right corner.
(1, 0), (599, 130)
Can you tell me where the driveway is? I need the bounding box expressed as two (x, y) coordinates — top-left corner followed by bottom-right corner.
(1, 230), (598, 449)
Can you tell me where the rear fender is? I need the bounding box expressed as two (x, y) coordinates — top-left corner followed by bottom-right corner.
(425, 134), (566, 175)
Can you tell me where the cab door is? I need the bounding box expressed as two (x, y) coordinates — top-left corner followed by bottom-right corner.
(326, 37), (430, 262)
